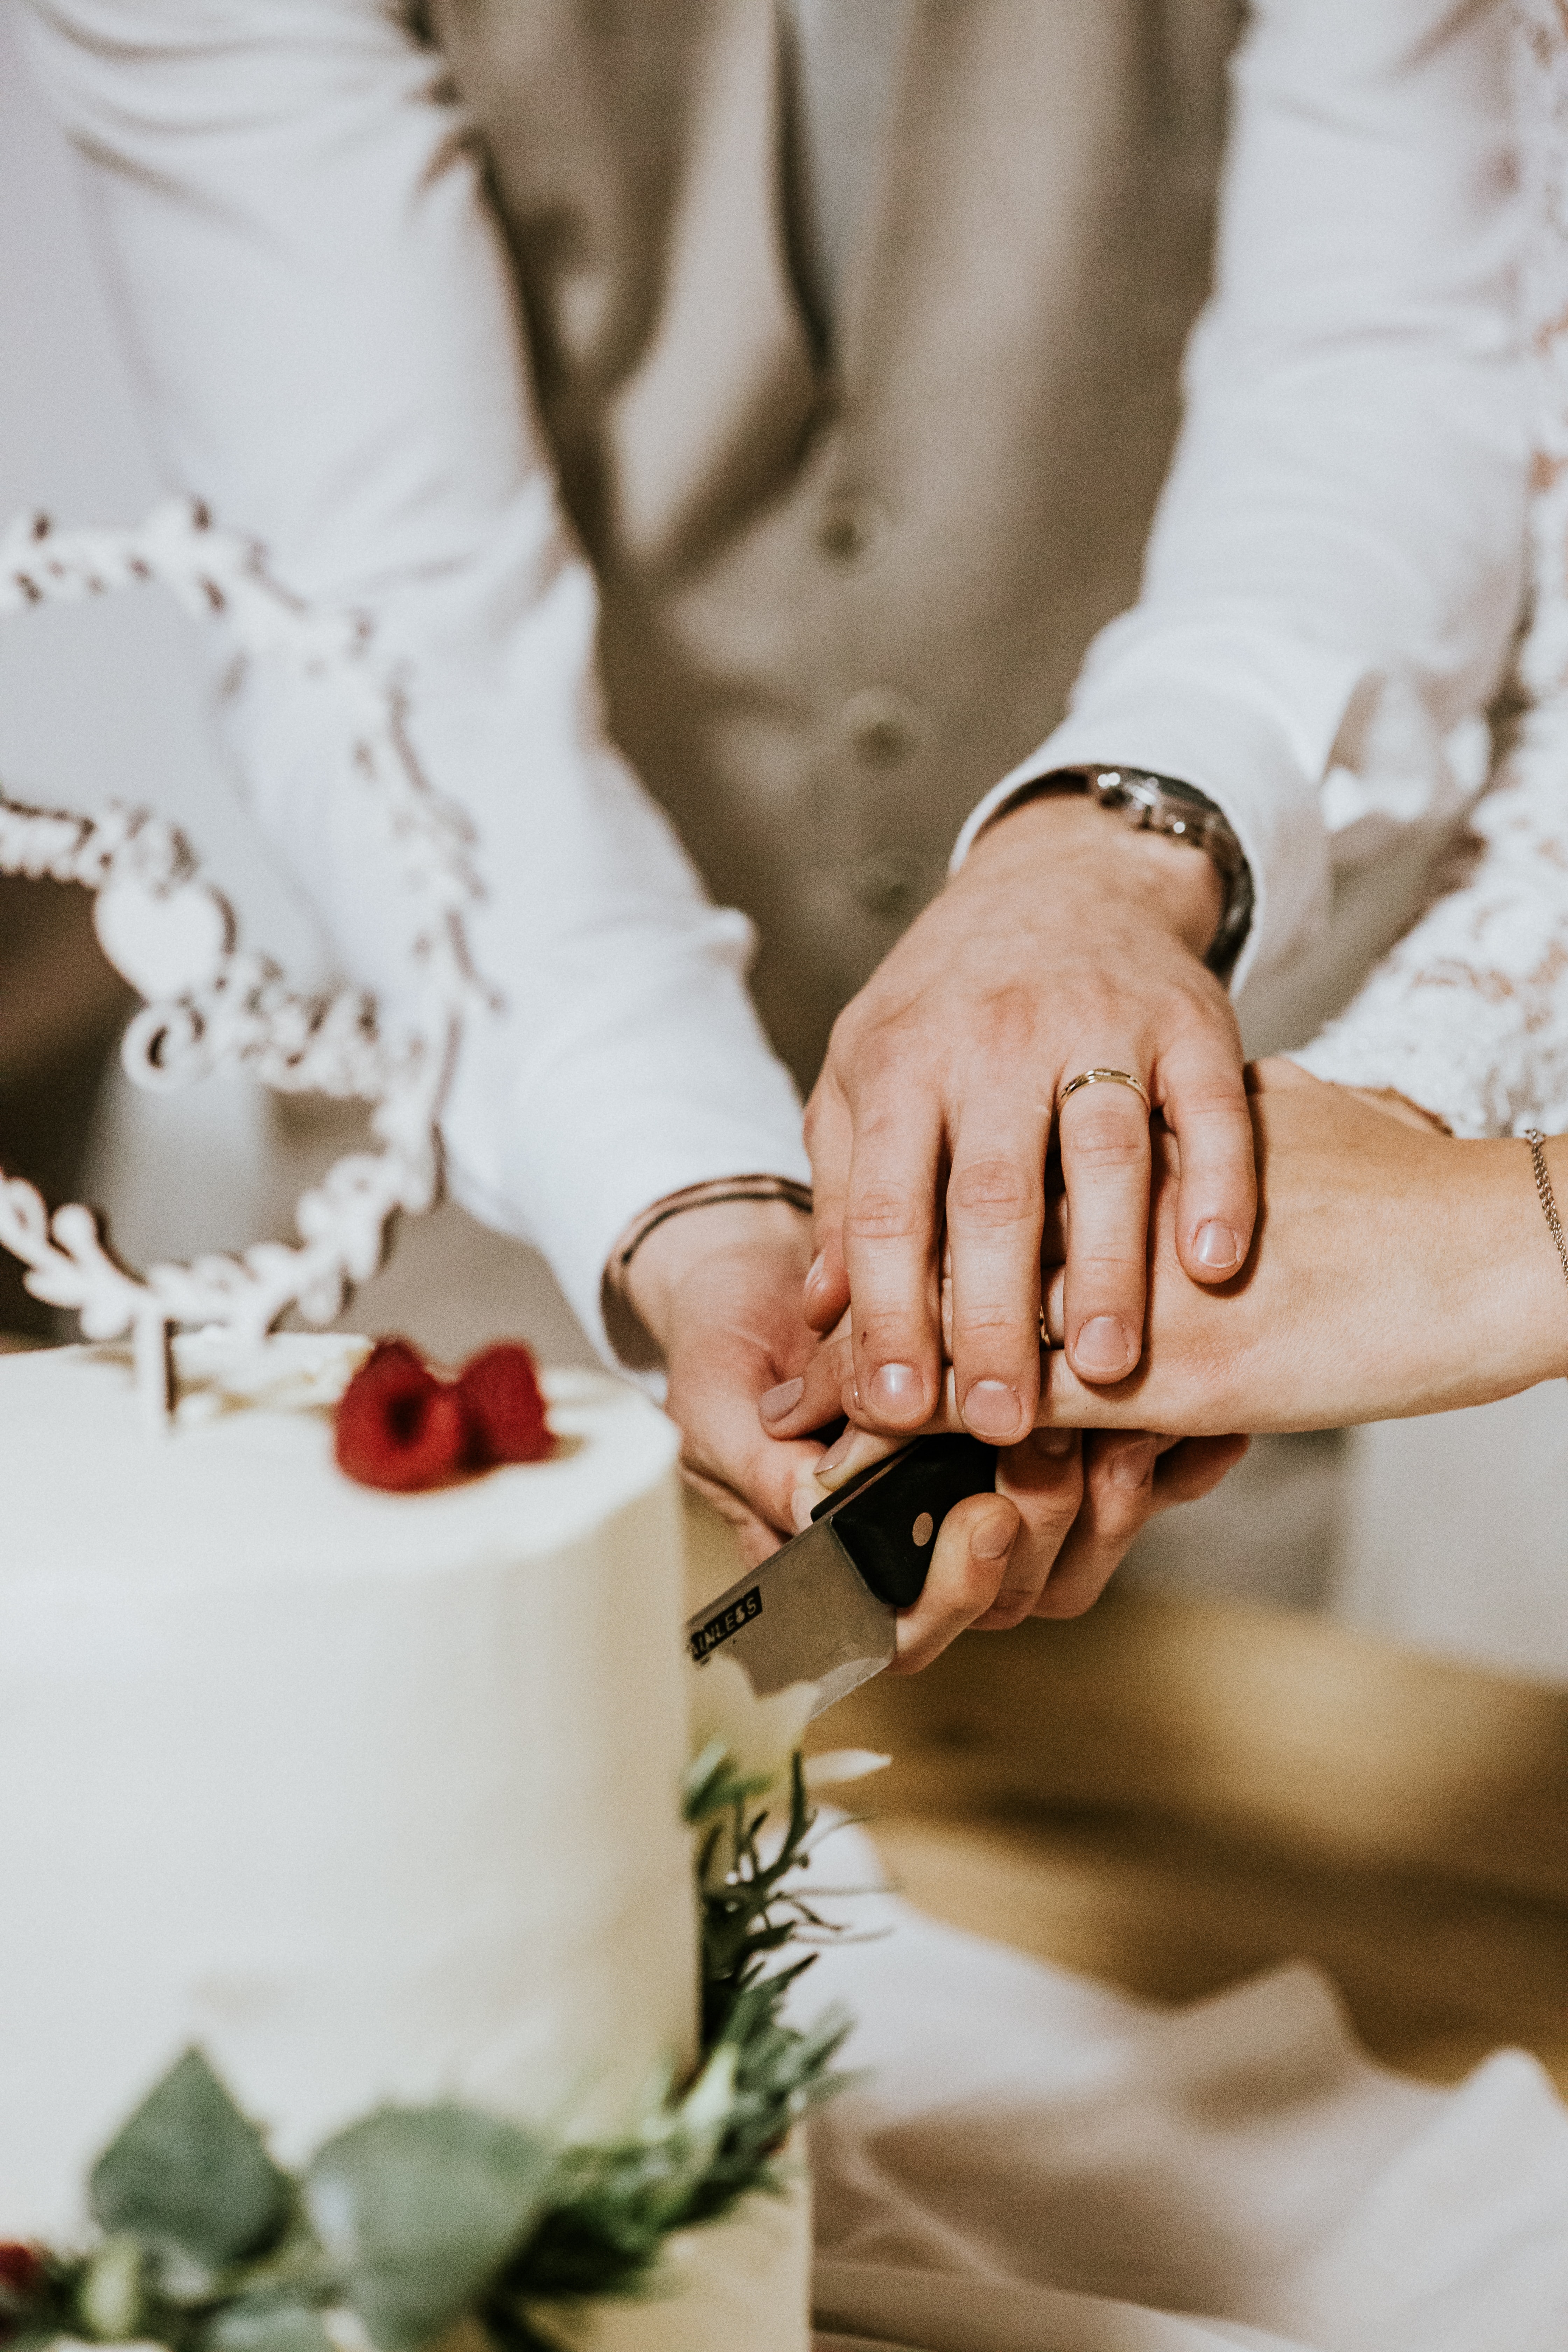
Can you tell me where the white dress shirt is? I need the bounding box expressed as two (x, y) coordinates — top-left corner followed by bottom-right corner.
(958, 0), (1527, 1005)
(19, 0), (1527, 1357)
(1289, 2), (1568, 1140)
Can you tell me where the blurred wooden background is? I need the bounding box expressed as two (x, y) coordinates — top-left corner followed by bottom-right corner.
(686, 1504), (1568, 2093)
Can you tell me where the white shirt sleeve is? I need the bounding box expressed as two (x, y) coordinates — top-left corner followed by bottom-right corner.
(954, 0), (1528, 1001)
(1289, 10), (1568, 1140)
(17, 0), (809, 1361)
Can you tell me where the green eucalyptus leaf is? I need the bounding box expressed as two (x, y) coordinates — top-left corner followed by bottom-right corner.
(306, 2107), (553, 2352)
(90, 2050), (292, 2265)
(78, 2234), (145, 2341)
(205, 2298), (336, 2352)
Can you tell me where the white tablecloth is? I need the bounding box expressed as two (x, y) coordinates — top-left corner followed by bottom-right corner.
(800, 1830), (1568, 2351)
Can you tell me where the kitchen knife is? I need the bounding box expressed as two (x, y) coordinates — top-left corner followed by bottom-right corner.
(685, 1432), (998, 1719)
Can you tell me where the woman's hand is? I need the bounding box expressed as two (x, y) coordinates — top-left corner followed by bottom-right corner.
(623, 1198), (830, 1564)
(1035, 1058), (1568, 1434)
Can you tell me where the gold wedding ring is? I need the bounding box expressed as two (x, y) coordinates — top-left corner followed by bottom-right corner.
(1056, 1067), (1151, 1113)
(1038, 1307), (1053, 1352)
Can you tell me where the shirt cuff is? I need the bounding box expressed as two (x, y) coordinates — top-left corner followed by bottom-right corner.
(441, 968), (811, 1371)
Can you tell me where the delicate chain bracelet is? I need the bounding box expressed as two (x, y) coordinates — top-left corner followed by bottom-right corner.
(1523, 1129), (1568, 1298)
(605, 1174), (814, 1315)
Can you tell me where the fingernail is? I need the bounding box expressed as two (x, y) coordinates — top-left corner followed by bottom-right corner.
(1074, 1316), (1135, 1377)
(1109, 1436), (1157, 1491)
(971, 1508), (1017, 1561)
(791, 1483), (818, 1532)
(1194, 1221), (1240, 1271)
(804, 1251), (827, 1293)
(961, 1379), (1024, 1443)
(1033, 1427), (1076, 1459)
(868, 1362), (923, 1419)
(759, 1376), (805, 1424)
(815, 1427), (856, 1478)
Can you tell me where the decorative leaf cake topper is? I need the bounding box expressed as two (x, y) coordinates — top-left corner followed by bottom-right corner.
(0, 501), (486, 1424)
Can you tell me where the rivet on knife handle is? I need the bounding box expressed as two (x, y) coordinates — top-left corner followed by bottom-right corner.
(812, 1432), (997, 1607)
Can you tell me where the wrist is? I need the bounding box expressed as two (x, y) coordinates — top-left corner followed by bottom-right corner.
(1453, 1133), (1568, 1395)
(621, 1197), (814, 1356)
(967, 790), (1225, 962)
(1344, 1085), (1452, 1136)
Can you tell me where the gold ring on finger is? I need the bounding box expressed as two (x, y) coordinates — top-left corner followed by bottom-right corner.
(1038, 1307), (1053, 1352)
(1056, 1067), (1151, 1114)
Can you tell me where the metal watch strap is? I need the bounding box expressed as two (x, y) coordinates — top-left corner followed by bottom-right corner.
(1020, 765), (1255, 981)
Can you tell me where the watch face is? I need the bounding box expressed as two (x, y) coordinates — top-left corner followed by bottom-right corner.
(1138, 769), (1211, 811)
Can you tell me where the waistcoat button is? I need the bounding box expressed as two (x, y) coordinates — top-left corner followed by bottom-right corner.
(816, 495), (887, 565)
(841, 686), (922, 769)
(850, 846), (927, 920)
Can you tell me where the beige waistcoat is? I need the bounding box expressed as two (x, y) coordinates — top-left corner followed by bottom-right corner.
(432, 0), (1240, 1090)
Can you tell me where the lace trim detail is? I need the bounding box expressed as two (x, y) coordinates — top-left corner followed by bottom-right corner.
(1297, 5), (1568, 1135)
(1294, 707), (1568, 1133)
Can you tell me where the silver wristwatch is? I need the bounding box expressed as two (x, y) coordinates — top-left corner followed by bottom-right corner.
(1025, 765), (1254, 981)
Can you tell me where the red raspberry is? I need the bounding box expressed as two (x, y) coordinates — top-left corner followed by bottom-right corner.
(0, 2246), (41, 2297)
(335, 1338), (474, 1491)
(457, 1343), (553, 1465)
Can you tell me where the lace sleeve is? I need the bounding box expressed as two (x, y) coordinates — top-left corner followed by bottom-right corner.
(1289, 713), (1568, 1136)
(1292, 0), (1568, 1138)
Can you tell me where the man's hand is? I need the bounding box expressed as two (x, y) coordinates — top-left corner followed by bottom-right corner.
(802, 792), (1254, 1445)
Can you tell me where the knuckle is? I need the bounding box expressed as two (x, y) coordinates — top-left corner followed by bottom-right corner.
(971, 982), (1039, 1056)
(977, 1595), (1035, 1632)
(851, 1020), (921, 1098)
(844, 1184), (925, 1246)
(952, 1302), (1032, 1349)
(1098, 1495), (1151, 1546)
(1089, 1472), (1153, 1535)
(823, 995), (870, 1064)
(1036, 1572), (1104, 1621)
(1070, 1246), (1147, 1286)
(1168, 1081), (1251, 1129)
(1020, 1493), (1081, 1550)
(1061, 1120), (1147, 1175)
(947, 1155), (1036, 1228)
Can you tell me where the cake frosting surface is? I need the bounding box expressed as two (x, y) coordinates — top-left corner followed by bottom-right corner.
(0, 1336), (696, 2237)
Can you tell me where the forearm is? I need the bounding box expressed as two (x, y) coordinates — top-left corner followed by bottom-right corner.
(960, 0), (1525, 993)
(20, 0), (809, 1354)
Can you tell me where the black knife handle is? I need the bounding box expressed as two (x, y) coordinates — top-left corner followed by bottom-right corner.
(811, 1433), (998, 1608)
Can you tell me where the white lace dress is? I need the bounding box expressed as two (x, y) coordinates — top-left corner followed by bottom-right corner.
(1292, 1), (1568, 1134)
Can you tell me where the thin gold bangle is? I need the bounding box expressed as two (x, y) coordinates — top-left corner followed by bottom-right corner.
(607, 1174), (813, 1306)
(1523, 1129), (1568, 1297)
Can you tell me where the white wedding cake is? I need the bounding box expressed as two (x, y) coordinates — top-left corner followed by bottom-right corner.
(0, 514), (813, 2351)
(0, 1335), (696, 2235)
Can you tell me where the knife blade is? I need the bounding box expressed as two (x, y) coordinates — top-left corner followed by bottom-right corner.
(685, 1432), (998, 1719)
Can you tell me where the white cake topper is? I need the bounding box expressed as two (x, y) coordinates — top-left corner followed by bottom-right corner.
(0, 500), (486, 1426)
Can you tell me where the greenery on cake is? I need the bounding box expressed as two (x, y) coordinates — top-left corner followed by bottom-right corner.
(0, 1665), (870, 2352)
